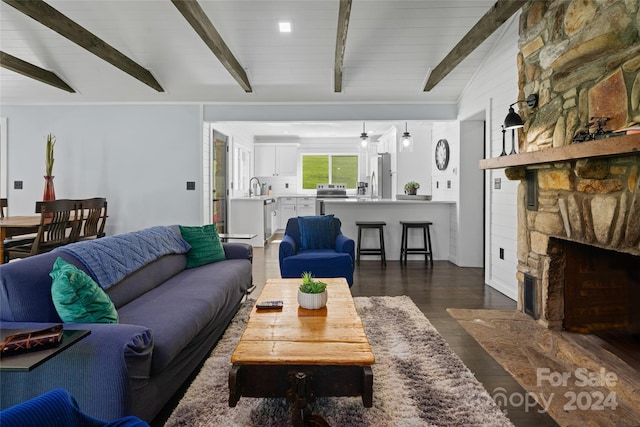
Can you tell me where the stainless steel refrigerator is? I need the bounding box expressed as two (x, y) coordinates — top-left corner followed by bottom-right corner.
(370, 153), (392, 199)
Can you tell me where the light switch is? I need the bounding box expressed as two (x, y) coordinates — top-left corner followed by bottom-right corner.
(186, 181), (196, 191)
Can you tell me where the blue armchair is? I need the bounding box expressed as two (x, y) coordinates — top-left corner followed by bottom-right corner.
(0, 389), (149, 427)
(279, 215), (355, 286)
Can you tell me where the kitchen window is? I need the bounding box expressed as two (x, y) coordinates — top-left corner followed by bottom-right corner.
(301, 154), (358, 189)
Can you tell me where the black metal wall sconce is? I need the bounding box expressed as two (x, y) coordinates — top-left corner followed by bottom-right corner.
(501, 94), (538, 156)
(504, 94), (539, 130)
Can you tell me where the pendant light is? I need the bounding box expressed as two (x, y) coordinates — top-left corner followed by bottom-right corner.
(400, 122), (413, 152)
(360, 122), (369, 148)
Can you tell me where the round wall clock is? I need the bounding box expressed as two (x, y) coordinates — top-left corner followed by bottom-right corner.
(435, 139), (450, 171)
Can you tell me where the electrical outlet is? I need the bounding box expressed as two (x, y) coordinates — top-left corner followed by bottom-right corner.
(499, 248), (504, 259)
(447, 180), (451, 189)
(285, 183), (289, 188)
(14, 181), (23, 190)
(494, 178), (501, 189)
(186, 181), (196, 190)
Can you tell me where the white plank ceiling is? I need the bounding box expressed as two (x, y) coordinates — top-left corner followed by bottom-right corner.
(1, 0), (504, 105)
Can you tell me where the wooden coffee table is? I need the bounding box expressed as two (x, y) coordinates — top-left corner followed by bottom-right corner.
(229, 278), (375, 427)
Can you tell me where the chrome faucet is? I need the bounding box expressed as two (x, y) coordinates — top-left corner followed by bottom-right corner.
(249, 177), (261, 197)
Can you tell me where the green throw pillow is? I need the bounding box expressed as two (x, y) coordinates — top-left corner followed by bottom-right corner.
(50, 257), (118, 324)
(179, 224), (226, 268)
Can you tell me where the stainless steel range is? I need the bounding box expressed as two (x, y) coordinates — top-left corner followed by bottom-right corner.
(315, 183), (348, 215)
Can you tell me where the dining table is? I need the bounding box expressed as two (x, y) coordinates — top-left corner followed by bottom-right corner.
(0, 216), (41, 264)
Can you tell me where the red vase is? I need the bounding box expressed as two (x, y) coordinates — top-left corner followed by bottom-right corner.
(43, 176), (56, 201)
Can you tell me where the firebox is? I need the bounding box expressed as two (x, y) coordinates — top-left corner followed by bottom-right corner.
(552, 239), (640, 334)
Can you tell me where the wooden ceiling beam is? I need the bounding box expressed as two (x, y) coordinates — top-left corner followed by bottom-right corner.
(2, 0), (164, 92)
(423, 0), (526, 91)
(334, 0), (352, 93)
(0, 51), (75, 93)
(172, 0), (252, 93)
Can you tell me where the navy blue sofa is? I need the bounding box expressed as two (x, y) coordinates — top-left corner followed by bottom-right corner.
(0, 226), (253, 422)
(279, 216), (355, 286)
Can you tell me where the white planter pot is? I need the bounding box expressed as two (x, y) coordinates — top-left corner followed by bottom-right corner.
(297, 289), (328, 309)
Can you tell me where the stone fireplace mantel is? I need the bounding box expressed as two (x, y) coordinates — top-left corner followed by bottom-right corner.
(479, 133), (640, 170)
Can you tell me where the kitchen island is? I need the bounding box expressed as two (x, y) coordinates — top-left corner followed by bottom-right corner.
(323, 198), (455, 261)
(228, 197), (276, 247)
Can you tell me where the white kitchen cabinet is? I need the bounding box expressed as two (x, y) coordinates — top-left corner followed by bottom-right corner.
(254, 145), (276, 177)
(296, 197), (315, 217)
(271, 204), (279, 234)
(254, 144), (297, 176)
(279, 197), (297, 229)
(276, 145), (298, 176)
(278, 196), (316, 229)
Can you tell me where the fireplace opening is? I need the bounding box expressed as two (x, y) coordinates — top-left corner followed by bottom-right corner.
(557, 239), (640, 368)
(562, 240), (640, 333)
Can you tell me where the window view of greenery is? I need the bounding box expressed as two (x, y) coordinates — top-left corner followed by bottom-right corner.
(302, 155), (358, 189)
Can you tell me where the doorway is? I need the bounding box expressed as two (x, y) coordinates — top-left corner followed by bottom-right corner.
(212, 130), (228, 233)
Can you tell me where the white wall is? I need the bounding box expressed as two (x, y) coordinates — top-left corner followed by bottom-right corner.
(456, 13), (521, 299)
(430, 120), (484, 267)
(431, 122), (459, 262)
(2, 105), (203, 235)
(458, 120), (485, 267)
(396, 124), (432, 196)
(431, 122), (459, 202)
(1, 117), (7, 200)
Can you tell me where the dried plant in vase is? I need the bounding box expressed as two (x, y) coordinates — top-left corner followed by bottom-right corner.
(43, 133), (56, 201)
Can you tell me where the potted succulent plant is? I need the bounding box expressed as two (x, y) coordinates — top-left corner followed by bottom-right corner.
(404, 181), (420, 195)
(298, 272), (328, 309)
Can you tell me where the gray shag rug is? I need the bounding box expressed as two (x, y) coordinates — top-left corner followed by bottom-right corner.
(165, 296), (513, 426)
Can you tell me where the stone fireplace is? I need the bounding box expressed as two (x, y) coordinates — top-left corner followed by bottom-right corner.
(500, 1), (640, 332)
(513, 154), (640, 331)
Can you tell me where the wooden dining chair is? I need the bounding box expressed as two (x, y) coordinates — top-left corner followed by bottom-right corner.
(1, 198), (39, 250)
(4, 199), (81, 263)
(77, 197), (107, 240)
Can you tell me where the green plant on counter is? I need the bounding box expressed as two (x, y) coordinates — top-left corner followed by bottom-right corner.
(299, 272), (327, 294)
(404, 181), (420, 194)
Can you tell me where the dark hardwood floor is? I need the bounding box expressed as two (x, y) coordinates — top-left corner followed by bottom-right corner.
(152, 242), (558, 426)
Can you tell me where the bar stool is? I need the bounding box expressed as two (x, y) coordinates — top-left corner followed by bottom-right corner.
(355, 221), (386, 267)
(399, 221), (433, 266)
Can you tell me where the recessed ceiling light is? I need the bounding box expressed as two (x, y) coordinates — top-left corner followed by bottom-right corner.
(279, 22), (291, 33)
